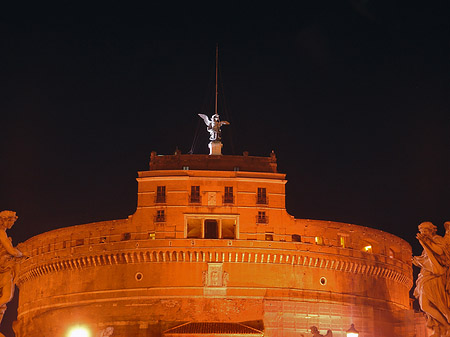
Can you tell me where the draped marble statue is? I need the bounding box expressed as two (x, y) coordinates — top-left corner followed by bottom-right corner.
(309, 326), (332, 337)
(98, 326), (114, 337)
(0, 211), (23, 336)
(413, 221), (450, 337)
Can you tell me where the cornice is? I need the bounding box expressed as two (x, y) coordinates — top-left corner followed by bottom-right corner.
(17, 246), (413, 290)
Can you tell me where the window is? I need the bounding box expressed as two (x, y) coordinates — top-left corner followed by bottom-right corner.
(265, 233), (274, 241)
(363, 244), (373, 253)
(190, 186), (201, 203)
(315, 236), (323, 245)
(360, 240), (373, 253)
(257, 211), (268, 224)
(257, 187), (267, 204)
(149, 232), (156, 240)
(389, 248), (395, 258)
(186, 218), (237, 239)
(292, 234), (301, 242)
(224, 186), (234, 204)
(339, 235), (347, 248)
(155, 210), (165, 222)
(121, 232), (131, 241)
(156, 186), (166, 203)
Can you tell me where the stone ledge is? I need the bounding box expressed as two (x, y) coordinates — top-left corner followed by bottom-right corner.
(17, 247), (413, 289)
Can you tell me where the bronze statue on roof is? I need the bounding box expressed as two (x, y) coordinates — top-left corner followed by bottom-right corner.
(198, 113), (229, 141)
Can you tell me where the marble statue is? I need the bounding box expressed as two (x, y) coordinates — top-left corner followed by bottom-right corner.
(98, 326), (114, 337)
(198, 113), (229, 141)
(413, 221), (450, 337)
(310, 326), (332, 337)
(0, 210), (23, 334)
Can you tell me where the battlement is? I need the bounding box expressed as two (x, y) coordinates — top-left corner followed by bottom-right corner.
(149, 150), (278, 173)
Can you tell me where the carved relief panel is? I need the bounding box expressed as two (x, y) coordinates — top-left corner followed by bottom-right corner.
(202, 263), (229, 295)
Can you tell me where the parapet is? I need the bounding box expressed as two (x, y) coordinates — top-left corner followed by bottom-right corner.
(149, 150), (278, 173)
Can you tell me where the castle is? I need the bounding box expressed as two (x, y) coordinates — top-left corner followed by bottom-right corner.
(13, 127), (418, 336)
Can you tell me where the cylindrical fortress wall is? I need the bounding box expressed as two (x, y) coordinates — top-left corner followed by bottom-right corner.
(15, 222), (413, 337)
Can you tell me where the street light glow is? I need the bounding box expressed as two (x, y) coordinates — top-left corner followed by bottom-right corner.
(67, 326), (91, 337)
(346, 323), (359, 337)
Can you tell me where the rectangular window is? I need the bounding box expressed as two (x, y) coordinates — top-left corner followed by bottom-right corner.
(190, 186), (201, 203)
(149, 232), (156, 240)
(257, 187), (267, 204)
(292, 234), (301, 242)
(257, 211), (268, 224)
(339, 236), (347, 248)
(224, 186), (234, 204)
(121, 232), (131, 241)
(155, 210), (165, 222)
(265, 233), (274, 241)
(156, 186), (166, 203)
(315, 236), (323, 245)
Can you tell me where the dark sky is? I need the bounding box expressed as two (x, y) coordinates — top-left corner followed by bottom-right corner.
(0, 2), (449, 336)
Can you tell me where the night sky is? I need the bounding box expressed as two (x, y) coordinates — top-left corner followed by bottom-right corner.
(0, 2), (449, 336)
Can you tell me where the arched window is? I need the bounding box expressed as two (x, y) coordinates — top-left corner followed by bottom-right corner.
(388, 248), (395, 258)
(362, 242), (373, 253)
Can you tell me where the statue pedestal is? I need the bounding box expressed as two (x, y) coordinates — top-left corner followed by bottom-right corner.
(208, 141), (223, 155)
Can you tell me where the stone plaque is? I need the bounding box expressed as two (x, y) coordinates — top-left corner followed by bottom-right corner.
(203, 263), (228, 296)
(207, 192), (216, 206)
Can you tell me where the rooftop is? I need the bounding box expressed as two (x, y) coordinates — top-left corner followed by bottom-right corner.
(164, 322), (263, 335)
(149, 150), (278, 173)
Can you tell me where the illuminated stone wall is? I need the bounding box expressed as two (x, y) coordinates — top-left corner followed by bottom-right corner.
(14, 153), (415, 337)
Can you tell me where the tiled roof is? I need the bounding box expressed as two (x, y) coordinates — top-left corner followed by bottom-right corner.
(164, 322), (263, 335)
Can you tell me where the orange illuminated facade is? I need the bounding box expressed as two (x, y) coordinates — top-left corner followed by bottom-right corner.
(14, 149), (416, 336)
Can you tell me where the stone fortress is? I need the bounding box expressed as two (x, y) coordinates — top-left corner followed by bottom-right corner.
(12, 125), (418, 336)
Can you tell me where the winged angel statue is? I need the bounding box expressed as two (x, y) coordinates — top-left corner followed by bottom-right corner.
(309, 326), (333, 337)
(413, 221), (450, 337)
(0, 211), (23, 335)
(198, 113), (229, 141)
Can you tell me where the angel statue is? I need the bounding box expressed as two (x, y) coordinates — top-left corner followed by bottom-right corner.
(198, 113), (230, 141)
(98, 326), (114, 337)
(310, 326), (333, 337)
(413, 221), (450, 337)
(0, 210), (23, 332)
